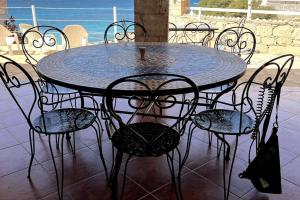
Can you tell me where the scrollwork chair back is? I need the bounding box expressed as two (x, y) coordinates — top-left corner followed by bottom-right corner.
(21, 25), (70, 68)
(234, 54), (294, 143)
(214, 26), (256, 64)
(104, 20), (147, 43)
(183, 22), (214, 46)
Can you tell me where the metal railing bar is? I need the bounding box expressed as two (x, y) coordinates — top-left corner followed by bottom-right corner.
(190, 6), (300, 16)
(36, 19), (112, 22)
(35, 7), (113, 10)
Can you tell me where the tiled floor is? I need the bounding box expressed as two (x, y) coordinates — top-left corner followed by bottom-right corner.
(0, 65), (300, 200)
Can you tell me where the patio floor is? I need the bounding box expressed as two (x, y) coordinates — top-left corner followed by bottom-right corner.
(0, 62), (300, 200)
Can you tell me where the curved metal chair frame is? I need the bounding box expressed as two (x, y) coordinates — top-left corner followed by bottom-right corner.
(214, 26), (256, 65)
(103, 20), (147, 43)
(182, 54), (294, 200)
(0, 55), (108, 200)
(168, 22), (179, 43)
(201, 26), (256, 145)
(182, 22), (214, 47)
(21, 25), (78, 109)
(102, 73), (199, 200)
(22, 25), (69, 66)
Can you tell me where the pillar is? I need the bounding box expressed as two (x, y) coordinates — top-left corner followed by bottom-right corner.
(0, 0), (7, 24)
(134, 0), (169, 42)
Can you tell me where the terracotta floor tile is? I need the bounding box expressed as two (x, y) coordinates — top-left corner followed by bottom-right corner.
(243, 179), (300, 200)
(0, 109), (27, 128)
(281, 114), (300, 132)
(138, 194), (159, 200)
(0, 98), (19, 113)
(0, 128), (19, 149)
(177, 135), (218, 170)
(282, 91), (300, 103)
(89, 139), (114, 165)
(0, 165), (57, 200)
(124, 156), (183, 192)
(282, 156), (300, 186)
(40, 192), (73, 200)
(0, 144), (36, 176)
(41, 147), (107, 187)
(6, 122), (32, 143)
(279, 99), (300, 115)
(153, 171), (238, 200)
(194, 157), (253, 197)
(21, 132), (87, 164)
(277, 126), (300, 156)
(65, 171), (148, 200)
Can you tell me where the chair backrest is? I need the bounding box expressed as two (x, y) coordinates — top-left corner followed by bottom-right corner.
(0, 55), (42, 130)
(0, 24), (13, 45)
(102, 73), (199, 149)
(183, 22), (214, 46)
(63, 25), (88, 48)
(168, 22), (178, 43)
(235, 55), (294, 139)
(103, 20), (147, 43)
(214, 26), (256, 64)
(21, 25), (70, 67)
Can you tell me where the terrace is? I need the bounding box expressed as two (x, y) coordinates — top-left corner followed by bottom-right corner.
(1, 1), (300, 200)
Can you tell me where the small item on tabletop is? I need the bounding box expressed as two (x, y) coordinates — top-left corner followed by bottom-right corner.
(139, 47), (146, 60)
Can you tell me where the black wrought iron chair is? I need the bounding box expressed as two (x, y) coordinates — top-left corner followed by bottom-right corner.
(21, 25), (78, 101)
(101, 73), (199, 200)
(0, 55), (108, 200)
(182, 22), (214, 46)
(182, 54), (294, 200)
(103, 20), (147, 43)
(201, 26), (256, 146)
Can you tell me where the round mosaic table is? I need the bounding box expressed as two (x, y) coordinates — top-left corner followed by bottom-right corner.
(37, 42), (246, 95)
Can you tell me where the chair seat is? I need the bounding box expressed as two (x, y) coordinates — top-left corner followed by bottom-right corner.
(193, 109), (254, 135)
(41, 83), (77, 94)
(112, 122), (180, 157)
(33, 108), (95, 134)
(201, 83), (231, 94)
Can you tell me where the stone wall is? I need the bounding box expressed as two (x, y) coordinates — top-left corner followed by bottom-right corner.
(135, 0), (169, 42)
(169, 0), (189, 16)
(170, 14), (300, 55)
(0, 0), (7, 24)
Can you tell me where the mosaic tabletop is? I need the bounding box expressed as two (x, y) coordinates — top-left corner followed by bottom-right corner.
(37, 42), (246, 95)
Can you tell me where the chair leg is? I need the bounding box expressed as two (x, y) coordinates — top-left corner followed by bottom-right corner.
(175, 147), (183, 200)
(60, 94), (64, 109)
(66, 132), (75, 154)
(49, 134), (65, 200)
(205, 93), (213, 146)
(166, 151), (182, 200)
(179, 122), (196, 178)
(214, 133), (230, 161)
(109, 145), (115, 183)
(51, 93), (59, 110)
(27, 128), (35, 178)
(56, 134), (60, 149)
(92, 124), (108, 179)
(111, 150), (123, 200)
(120, 155), (132, 199)
(222, 135), (239, 200)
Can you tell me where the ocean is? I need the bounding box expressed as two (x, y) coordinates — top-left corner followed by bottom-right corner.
(7, 0), (200, 43)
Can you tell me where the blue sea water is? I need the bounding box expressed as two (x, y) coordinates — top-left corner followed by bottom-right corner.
(7, 0), (200, 42)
